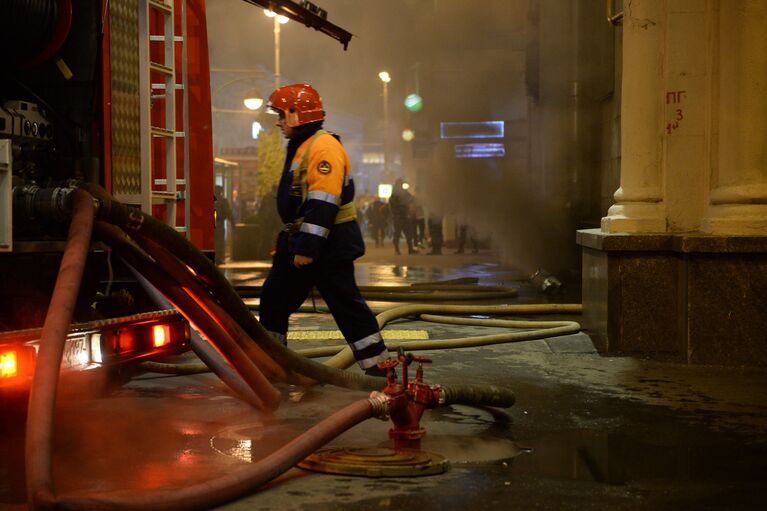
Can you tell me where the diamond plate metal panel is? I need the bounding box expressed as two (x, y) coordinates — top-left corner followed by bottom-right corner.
(110, 0), (141, 196)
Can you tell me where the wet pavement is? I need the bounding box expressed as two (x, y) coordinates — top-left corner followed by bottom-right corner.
(2, 245), (766, 510)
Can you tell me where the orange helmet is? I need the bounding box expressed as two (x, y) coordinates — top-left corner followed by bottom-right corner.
(267, 83), (325, 128)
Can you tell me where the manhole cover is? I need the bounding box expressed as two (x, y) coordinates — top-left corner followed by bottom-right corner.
(298, 447), (449, 477)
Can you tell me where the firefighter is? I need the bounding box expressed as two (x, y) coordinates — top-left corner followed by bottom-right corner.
(258, 83), (391, 376)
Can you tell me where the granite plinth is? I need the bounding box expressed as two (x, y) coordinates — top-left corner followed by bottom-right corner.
(578, 229), (767, 366)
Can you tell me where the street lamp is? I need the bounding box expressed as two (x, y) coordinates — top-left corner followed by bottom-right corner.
(265, 10), (289, 90)
(243, 88), (264, 111)
(210, 75), (265, 113)
(379, 71), (391, 176)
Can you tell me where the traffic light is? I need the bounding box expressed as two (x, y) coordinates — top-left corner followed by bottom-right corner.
(404, 93), (423, 113)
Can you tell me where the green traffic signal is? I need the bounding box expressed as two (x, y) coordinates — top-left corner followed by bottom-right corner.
(404, 93), (423, 112)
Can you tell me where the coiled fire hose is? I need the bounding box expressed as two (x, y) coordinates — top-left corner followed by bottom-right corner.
(305, 303), (582, 368)
(150, 303), (583, 371)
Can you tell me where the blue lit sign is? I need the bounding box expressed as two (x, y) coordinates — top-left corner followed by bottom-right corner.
(440, 121), (504, 140)
(454, 143), (505, 159)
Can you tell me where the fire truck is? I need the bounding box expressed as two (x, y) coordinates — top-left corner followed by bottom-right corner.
(0, 0), (351, 395)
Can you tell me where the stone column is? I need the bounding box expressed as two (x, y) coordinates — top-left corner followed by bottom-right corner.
(661, 0), (712, 231)
(601, 0), (665, 233)
(579, 0), (767, 367)
(701, 0), (767, 234)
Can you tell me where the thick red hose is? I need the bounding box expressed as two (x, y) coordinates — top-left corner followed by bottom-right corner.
(84, 183), (388, 390)
(55, 399), (374, 511)
(126, 265), (266, 408)
(25, 189), (95, 511)
(131, 232), (295, 384)
(94, 222), (281, 410)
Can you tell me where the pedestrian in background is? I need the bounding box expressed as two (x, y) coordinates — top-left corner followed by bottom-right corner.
(231, 189), (244, 224)
(455, 222), (479, 254)
(389, 178), (417, 255)
(427, 208), (443, 255)
(214, 185), (232, 264)
(366, 197), (389, 248)
(411, 193), (426, 249)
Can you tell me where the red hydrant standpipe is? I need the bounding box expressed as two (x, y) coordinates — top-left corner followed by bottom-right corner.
(380, 351), (444, 451)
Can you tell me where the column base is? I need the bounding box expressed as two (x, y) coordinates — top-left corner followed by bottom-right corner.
(701, 203), (767, 235)
(577, 228), (767, 366)
(601, 202), (667, 233)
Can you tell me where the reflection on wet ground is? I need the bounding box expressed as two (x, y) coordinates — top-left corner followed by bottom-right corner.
(2, 370), (765, 511)
(1, 251), (765, 510)
(222, 258), (579, 308)
(517, 428), (767, 486)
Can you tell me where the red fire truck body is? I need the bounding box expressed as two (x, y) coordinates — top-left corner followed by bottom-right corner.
(0, 0), (351, 394)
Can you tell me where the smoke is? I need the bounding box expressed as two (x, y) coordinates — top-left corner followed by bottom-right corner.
(423, 136), (577, 275)
(206, 0), (607, 275)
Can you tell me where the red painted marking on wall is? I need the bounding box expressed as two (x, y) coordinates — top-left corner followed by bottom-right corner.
(665, 90), (687, 104)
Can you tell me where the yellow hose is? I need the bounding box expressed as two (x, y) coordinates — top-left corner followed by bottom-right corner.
(320, 303), (582, 369)
(140, 303), (583, 375)
(236, 283), (519, 302)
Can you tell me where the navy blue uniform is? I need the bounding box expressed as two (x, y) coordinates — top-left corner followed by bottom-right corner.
(259, 125), (389, 372)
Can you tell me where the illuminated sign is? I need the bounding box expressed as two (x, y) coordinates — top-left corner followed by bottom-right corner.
(440, 121), (504, 140)
(454, 143), (505, 159)
(363, 152), (385, 164)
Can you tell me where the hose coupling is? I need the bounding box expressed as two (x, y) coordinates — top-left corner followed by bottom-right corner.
(368, 391), (392, 420)
(13, 184), (74, 223)
(433, 384), (446, 406)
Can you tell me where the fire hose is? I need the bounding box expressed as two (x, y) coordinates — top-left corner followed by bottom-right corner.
(84, 183), (516, 404)
(236, 282), (520, 301)
(93, 222), (283, 410)
(26, 188), (94, 511)
(53, 397), (386, 511)
(146, 303), (583, 372)
(25, 185), (516, 510)
(321, 303), (582, 369)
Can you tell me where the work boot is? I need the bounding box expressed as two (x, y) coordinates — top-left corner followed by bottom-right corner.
(364, 365), (397, 380)
(268, 331), (287, 347)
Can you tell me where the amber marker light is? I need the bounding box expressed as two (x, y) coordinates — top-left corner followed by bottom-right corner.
(0, 350), (18, 378)
(153, 325), (169, 348)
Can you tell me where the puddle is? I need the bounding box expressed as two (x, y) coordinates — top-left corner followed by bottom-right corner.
(421, 434), (529, 463)
(211, 418), (312, 463)
(514, 428), (767, 485)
